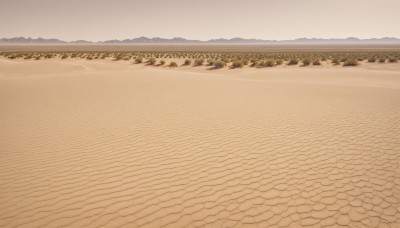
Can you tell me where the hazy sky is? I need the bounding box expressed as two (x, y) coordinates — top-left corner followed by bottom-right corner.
(1, 0), (399, 41)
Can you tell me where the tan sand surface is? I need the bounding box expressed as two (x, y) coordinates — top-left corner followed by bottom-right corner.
(0, 59), (400, 227)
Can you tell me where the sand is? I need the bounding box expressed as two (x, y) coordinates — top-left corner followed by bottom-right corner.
(0, 58), (400, 227)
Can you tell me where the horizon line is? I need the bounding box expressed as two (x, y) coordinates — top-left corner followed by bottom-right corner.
(1, 36), (400, 43)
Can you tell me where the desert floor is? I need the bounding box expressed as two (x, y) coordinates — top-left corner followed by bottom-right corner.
(0, 58), (400, 228)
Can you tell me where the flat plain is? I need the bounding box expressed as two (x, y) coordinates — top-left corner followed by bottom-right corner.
(0, 45), (400, 227)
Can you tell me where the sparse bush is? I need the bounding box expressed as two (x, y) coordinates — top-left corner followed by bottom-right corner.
(288, 59), (298, 65)
(276, 59), (283, 65)
(378, 58), (386, 63)
(265, 59), (275, 67)
(207, 59), (215, 66)
(332, 59), (340, 65)
(343, 59), (358, 66)
(169, 61), (178, 67)
(214, 60), (225, 69)
(250, 59), (258, 67)
(135, 57), (143, 64)
(242, 59), (249, 65)
(312, 59), (321, 65)
(388, 57), (398, 63)
(159, 60), (165, 65)
(194, 58), (204, 66)
(147, 57), (156, 65)
(368, 57), (376, 62)
(232, 60), (244, 68)
(222, 58), (230, 64)
(302, 59), (311, 66)
(184, 59), (192, 65)
(61, 54), (68, 59)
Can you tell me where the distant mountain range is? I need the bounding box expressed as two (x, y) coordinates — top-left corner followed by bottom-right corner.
(1, 36), (400, 44)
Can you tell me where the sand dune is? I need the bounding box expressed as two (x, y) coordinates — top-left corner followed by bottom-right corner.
(0, 59), (400, 227)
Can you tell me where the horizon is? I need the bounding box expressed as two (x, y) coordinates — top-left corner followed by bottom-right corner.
(1, 0), (399, 41)
(2, 36), (400, 43)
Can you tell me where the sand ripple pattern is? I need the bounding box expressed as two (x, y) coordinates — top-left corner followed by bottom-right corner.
(0, 69), (400, 227)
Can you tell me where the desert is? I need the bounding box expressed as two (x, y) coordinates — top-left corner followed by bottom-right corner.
(1, 0), (400, 227)
(1, 45), (400, 227)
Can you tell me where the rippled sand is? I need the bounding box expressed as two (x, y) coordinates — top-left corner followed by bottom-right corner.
(1, 59), (399, 227)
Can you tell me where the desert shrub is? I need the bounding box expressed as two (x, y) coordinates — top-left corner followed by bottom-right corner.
(184, 59), (192, 65)
(222, 58), (230, 64)
(302, 59), (311, 66)
(35, 56), (41, 60)
(288, 59), (298, 65)
(159, 60), (165, 65)
(332, 59), (340, 65)
(194, 58), (204, 66)
(275, 59), (283, 65)
(388, 57), (398, 63)
(169, 61), (178, 67)
(232, 60), (244, 68)
(214, 60), (225, 69)
(343, 59), (358, 66)
(250, 60), (258, 67)
(368, 57), (376, 62)
(61, 54), (68, 59)
(265, 59), (275, 67)
(147, 57), (156, 65)
(242, 59), (249, 65)
(135, 57), (143, 63)
(378, 58), (386, 63)
(207, 59), (215, 66)
(312, 59), (321, 65)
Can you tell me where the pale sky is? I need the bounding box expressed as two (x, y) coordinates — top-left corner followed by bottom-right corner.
(0, 0), (399, 41)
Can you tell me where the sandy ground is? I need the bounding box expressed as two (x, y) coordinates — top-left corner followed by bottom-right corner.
(0, 59), (400, 228)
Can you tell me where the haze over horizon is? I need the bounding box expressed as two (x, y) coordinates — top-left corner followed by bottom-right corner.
(1, 0), (399, 42)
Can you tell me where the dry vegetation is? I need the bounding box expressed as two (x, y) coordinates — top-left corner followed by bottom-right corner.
(1, 49), (400, 69)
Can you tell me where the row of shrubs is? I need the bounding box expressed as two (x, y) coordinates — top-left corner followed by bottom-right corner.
(2, 51), (399, 68)
(3, 51), (400, 61)
(132, 57), (378, 68)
